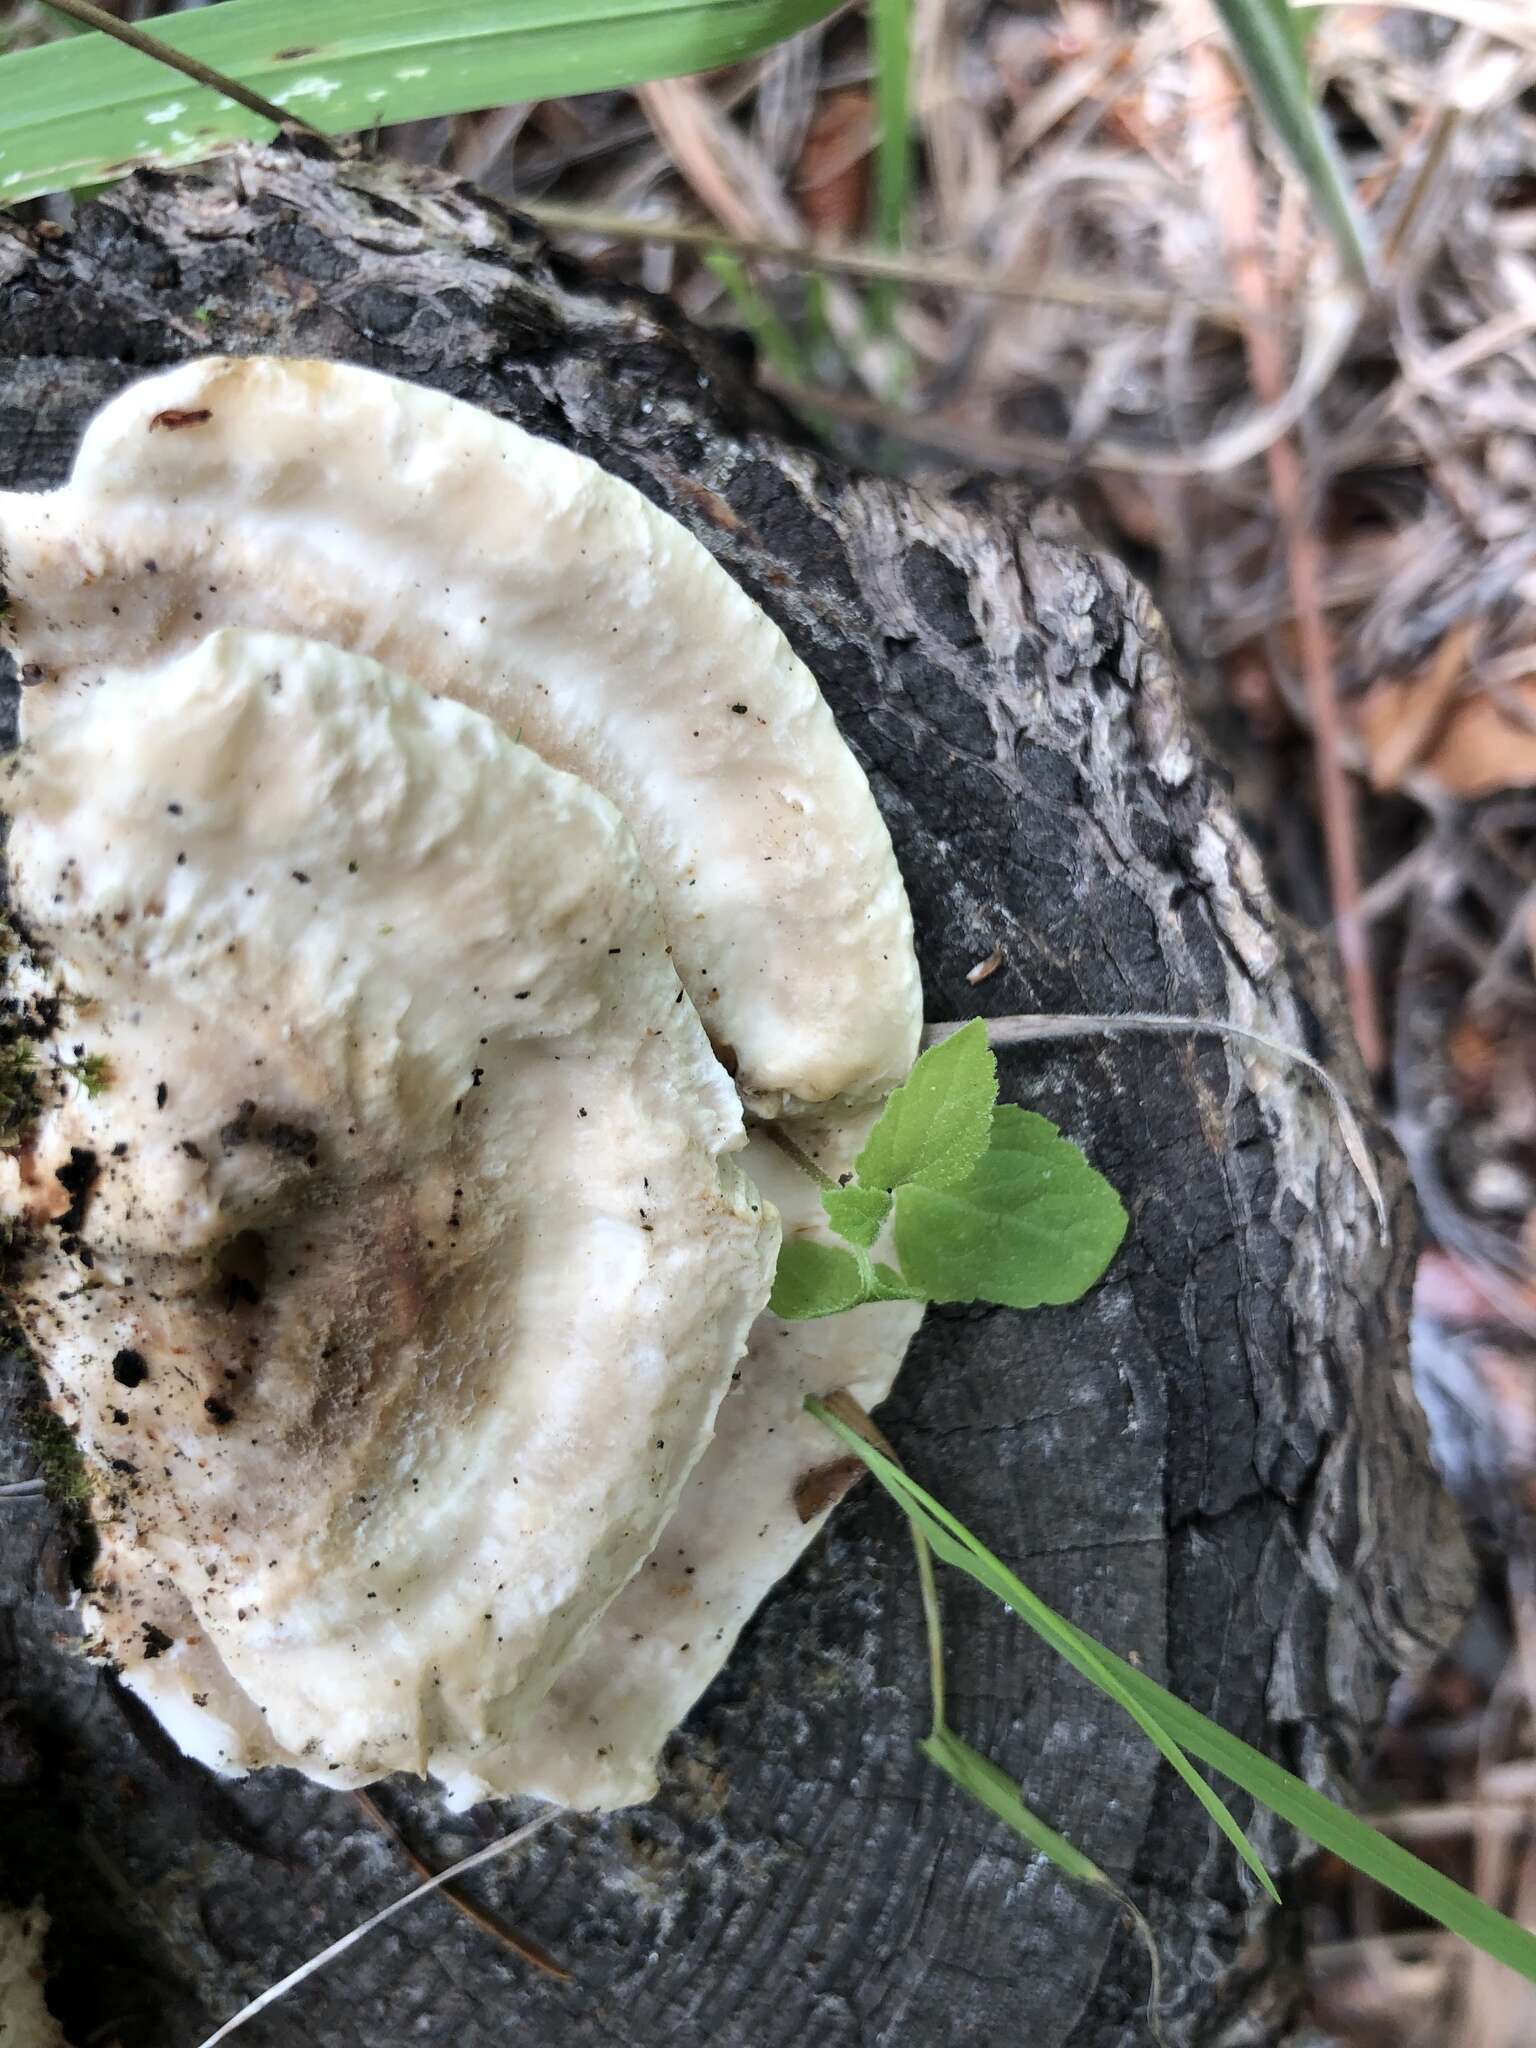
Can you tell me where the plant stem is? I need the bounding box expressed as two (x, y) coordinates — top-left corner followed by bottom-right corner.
(911, 1519), (946, 1737)
(705, 248), (812, 387)
(754, 1118), (840, 1192)
(352, 1790), (571, 1982)
(516, 201), (1242, 322)
(819, 1389), (944, 1734)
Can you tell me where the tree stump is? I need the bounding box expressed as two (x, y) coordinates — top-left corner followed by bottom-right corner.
(0, 145), (1471, 2048)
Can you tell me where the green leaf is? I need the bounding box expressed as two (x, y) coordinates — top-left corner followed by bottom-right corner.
(855, 1018), (996, 1195)
(920, 1726), (1106, 1887)
(869, 1260), (926, 1303)
(821, 1181), (892, 1250)
(769, 1239), (867, 1321)
(894, 1103), (1126, 1310)
(1209, 0), (1374, 285)
(809, 1400), (1536, 1984)
(0, 0), (840, 206)
(867, 0), (911, 333)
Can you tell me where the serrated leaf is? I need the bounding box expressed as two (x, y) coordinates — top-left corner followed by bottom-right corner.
(769, 1239), (867, 1321)
(893, 1103), (1126, 1309)
(821, 1181), (892, 1250)
(920, 1727), (1106, 1886)
(855, 1018), (996, 1194)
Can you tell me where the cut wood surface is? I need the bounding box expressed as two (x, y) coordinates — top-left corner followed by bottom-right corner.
(0, 144), (1471, 2048)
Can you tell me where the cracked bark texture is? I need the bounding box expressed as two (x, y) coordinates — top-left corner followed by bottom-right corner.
(0, 145), (1471, 2048)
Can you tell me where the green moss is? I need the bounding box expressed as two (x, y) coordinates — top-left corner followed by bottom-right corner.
(0, 1035), (36, 1144)
(0, 908), (42, 1142)
(74, 1052), (111, 1098)
(26, 1405), (92, 1507)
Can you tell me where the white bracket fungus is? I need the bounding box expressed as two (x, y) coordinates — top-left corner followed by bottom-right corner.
(0, 362), (924, 1811)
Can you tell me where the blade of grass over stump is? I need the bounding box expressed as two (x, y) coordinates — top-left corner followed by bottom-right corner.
(810, 1397), (1536, 1986)
(0, 0), (840, 205)
(921, 1726), (1104, 1884)
(810, 1400), (1278, 1902)
(922, 1730), (1171, 2047)
(1078, 1630), (1536, 1989)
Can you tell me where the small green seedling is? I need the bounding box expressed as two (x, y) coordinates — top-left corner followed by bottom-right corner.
(771, 1018), (1127, 1320)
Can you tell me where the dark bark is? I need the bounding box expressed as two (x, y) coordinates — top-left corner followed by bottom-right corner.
(0, 144), (1470, 2048)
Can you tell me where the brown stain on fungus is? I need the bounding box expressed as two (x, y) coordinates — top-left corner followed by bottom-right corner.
(148, 409), (214, 432)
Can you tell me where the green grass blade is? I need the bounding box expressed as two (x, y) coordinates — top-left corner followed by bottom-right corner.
(0, 0), (839, 205)
(1209, 0), (1374, 284)
(922, 1725), (1172, 2046)
(867, 0), (911, 330)
(921, 1726), (1106, 1885)
(1079, 1632), (1536, 1986)
(810, 1401), (1279, 1902)
(809, 1397), (1536, 1986)
(705, 247), (812, 384)
(905, 1489), (1280, 1899)
(704, 249), (837, 437)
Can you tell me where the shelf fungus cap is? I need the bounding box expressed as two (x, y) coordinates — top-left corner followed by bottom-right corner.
(0, 354), (922, 1119)
(1, 629), (777, 1786)
(1, 361), (929, 1810)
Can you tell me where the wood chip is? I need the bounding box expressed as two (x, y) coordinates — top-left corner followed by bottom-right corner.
(1360, 672), (1536, 797)
(793, 89), (872, 241)
(1356, 621), (1478, 791)
(792, 1455), (866, 1523)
